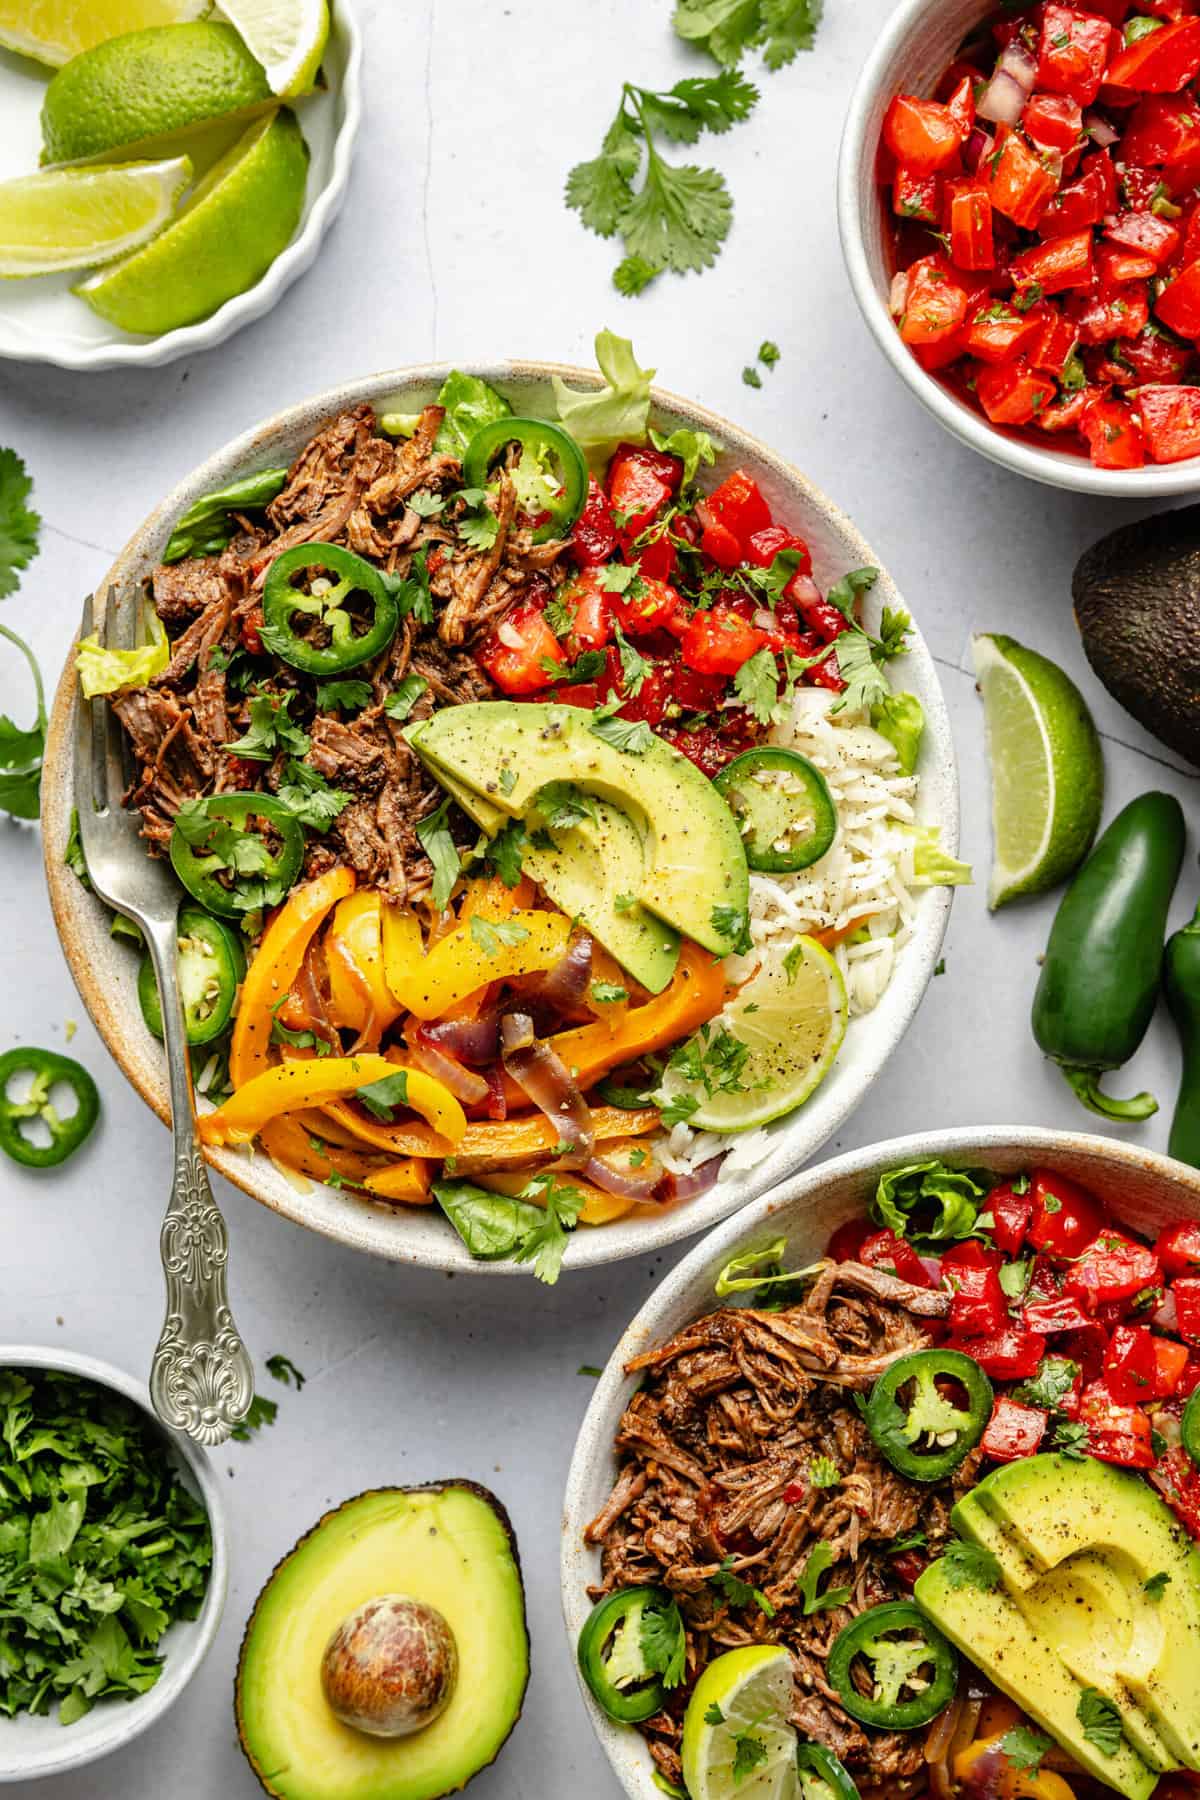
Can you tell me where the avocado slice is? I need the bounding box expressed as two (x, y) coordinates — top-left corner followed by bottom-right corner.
(1073, 506), (1200, 767)
(408, 701), (749, 956)
(236, 1483), (529, 1800)
(967, 1454), (1200, 1771)
(915, 1556), (1159, 1800)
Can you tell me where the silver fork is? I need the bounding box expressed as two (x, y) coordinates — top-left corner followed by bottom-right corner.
(73, 586), (254, 1447)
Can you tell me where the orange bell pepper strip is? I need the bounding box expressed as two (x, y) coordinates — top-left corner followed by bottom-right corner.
(200, 1056), (467, 1149)
(230, 867), (355, 1088)
(259, 1114), (385, 1186)
(457, 874), (536, 917)
(382, 906), (572, 1021)
(473, 1170), (639, 1226)
(320, 1103), (661, 1164)
(811, 910), (880, 950)
(954, 1736), (1076, 1800)
(325, 891), (402, 1038)
(362, 1160), (435, 1205)
(539, 941), (724, 1091)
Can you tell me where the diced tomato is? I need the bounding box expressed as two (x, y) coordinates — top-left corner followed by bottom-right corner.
(963, 300), (1041, 363)
(914, 329), (970, 372)
(975, 357), (1057, 424)
(696, 508), (743, 570)
(612, 573), (684, 637)
(894, 165), (941, 222)
(1106, 17), (1200, 89)
(1121, 92), (1200, 167)
(1081, 393), (1147, 464)
(1100, 241), (1160, 285)
(1069, 279), (1150, 340)
(1064, 1231), (1162, 1310)
(883, 93), (966, 173)
(952, 1323), (1047, 1380)
(980, 127), (1061, 227)
(1026, 1168), (1108, 1259)
(784, 573), (853, 643)
(942, 1239), (1004, 1272)
(615, 663), (673, 728)
(828, 1216), (872, 1263)
(1024, 91), (1085, 153)
(946, 181), (996, 269)
(559, 568), (611, 654)
(1102, 1323), (1160, 1402)
(1107, 208), (1182, 264)
(571, 476), (618, 567)
(1174, 1275), (1200, 1344)
(745, 525), (811, 574)
(607, 442), (682, 544)
(1138, 382), (1200, 459)
(981, 1396), (1048, 1461)
(703, 469), (771, 550)
(1157, 259), (1200, 337)
(1038, 152), (1114, 235)
(860, 1228), (933, 1287)
(1157, 1220), (1200, 1276)
(1038, 5), (1116, 104)
(1121, 323), (1195, 384)
(1079, 1379), (1156, 1468)
(634, 532), (676, 583)
(986, 1182), (1034, 1255)
(1178, 1354), (1200, 1396)
(671, 661), (729, 713)
(239, 609), (264, 655)
(890, 1549), (930, 1589)
(1038, 387), (1093, 430)
(1026, 302), (1081, 373)
(1024, 1293), (1096, 1332)
(1151, 1445), (1200, 1539)
(679, 605), (767, 676)
(476, 602), (562, 694)
(1010, 228), (1095, 295)
(946, 72), (976, 140)
(899, 260), (972, 346)
(1154, 1335), (1192, 1396)
(948, 1261), (1009, 1337)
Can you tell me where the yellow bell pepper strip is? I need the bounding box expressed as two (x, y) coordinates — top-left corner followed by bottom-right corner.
(457, 874), (536, 918)
(384, 908), (572, 1021)
(954, 1737), (1077, 1800)
(259, 1114), (385, 1186)
(319, 1102), (661, 1165)
(200, 1055), (467, 1149)
(473, 1170), (638, 1226)
(362, 1160), (436, 1205)
(230, 867), (356, 1088)
(325, 890), (402, 1039)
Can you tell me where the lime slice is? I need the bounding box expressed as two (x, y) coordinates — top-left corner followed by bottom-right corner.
(971, 632), (1103, 910)
(41, 23), (275, 166)
(0, 157), (190, 278)
(76, 109), (308, 334)
(658, 938), (847, 1133)
(0, 0), (205, 66)
(216, 0), (328, 95)
(682, 1646), (800, 1800)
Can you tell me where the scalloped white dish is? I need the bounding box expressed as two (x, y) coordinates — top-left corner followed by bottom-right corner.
(0, 0), (361, 371)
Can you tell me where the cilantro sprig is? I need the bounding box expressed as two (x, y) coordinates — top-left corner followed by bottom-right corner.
(567, 72), (758, 294)
(674, 0), (823, 70)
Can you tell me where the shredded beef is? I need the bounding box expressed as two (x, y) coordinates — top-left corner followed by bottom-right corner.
(585, 1262), (958, 1793)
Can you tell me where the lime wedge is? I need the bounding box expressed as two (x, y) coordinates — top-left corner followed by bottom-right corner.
(0, 157), (190, 278)
(658, 938), (847, 1133)
(972, 632), (1104, 910)
(217, 0), (328, 95)
(0, 0), (205, 66)
(40, 22), (275, 166)
(682, 1646), (800, 1800)
(76, 110), (308, 334)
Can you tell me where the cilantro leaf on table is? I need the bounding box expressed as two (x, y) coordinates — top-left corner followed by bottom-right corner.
(265, 1354), (305, 1389)
(566, 74), (757, 294)
(229, 1394), (279, 1441)
(510, 1173), (587, 1285)
(0, 448), (41, 599)
(673, 0), (823, 69)
(0, 623), (47, 822)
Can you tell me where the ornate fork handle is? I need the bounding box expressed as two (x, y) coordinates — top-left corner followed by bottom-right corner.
(144, 916), (254, 1446)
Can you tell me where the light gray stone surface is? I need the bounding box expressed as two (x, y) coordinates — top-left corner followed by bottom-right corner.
(1, 1), (1197, 1793)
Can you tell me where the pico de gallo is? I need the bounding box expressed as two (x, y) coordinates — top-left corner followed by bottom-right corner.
(830, 1162), (1200, 1537)
(880, 0), (1200, 468)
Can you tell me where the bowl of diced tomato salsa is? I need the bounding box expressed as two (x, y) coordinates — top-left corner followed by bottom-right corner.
(839, 0), (1200, 490)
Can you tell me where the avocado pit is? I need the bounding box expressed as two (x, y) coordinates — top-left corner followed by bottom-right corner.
(321, 1595), (458, 1739)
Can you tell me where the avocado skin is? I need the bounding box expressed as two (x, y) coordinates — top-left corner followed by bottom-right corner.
(235, 1481), (529, 1800)
(1073, 506), (1200, 767)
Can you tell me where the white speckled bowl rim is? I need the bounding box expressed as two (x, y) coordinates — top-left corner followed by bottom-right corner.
(42, 361), (958, 1274)
(0, 1344), (228, 1783)
(837, 0), (1200, 495)
(560, 1126), (1200, 1800)
(0, 0), (362, 372)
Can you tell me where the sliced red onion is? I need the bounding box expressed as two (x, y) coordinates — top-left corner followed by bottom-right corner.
(529, 932), (594, 1015)
(1083, 108), (1119, 147)
(500, 1011), (593, 1167)
(585, 1143), (664, 1203)
(978, 39), (1037, 127)
(657, 1153), (726, 1205)
(423, 1010), (500, 1066)
(964, 124), (994, 173)
(889, 270), (911, 318)
(405, 1022), (489, 1105)
(1155, 1288), (1179, 1333)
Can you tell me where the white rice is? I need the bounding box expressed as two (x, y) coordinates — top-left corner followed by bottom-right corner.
(662, 685), (923, 1181)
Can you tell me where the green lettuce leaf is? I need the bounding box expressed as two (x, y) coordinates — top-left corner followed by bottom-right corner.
(161, 467), (288, 564)
(870, 691), (924, 774)
(910, 824), (972, 887)
(75, 612), (168, 699)
(552, 331), (655, 468)
(434, 371), (512, 457)
(649, 425), (720, 487)
(872, 1158), (987, 1245)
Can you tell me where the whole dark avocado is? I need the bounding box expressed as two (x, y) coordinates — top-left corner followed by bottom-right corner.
(1073, 507), (1200, 766)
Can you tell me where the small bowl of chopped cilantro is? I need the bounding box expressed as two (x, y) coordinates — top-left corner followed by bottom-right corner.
(0, 1346), (227, 1781)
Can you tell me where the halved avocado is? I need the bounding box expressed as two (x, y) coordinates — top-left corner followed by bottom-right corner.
(236, 1483), (529, 1800)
